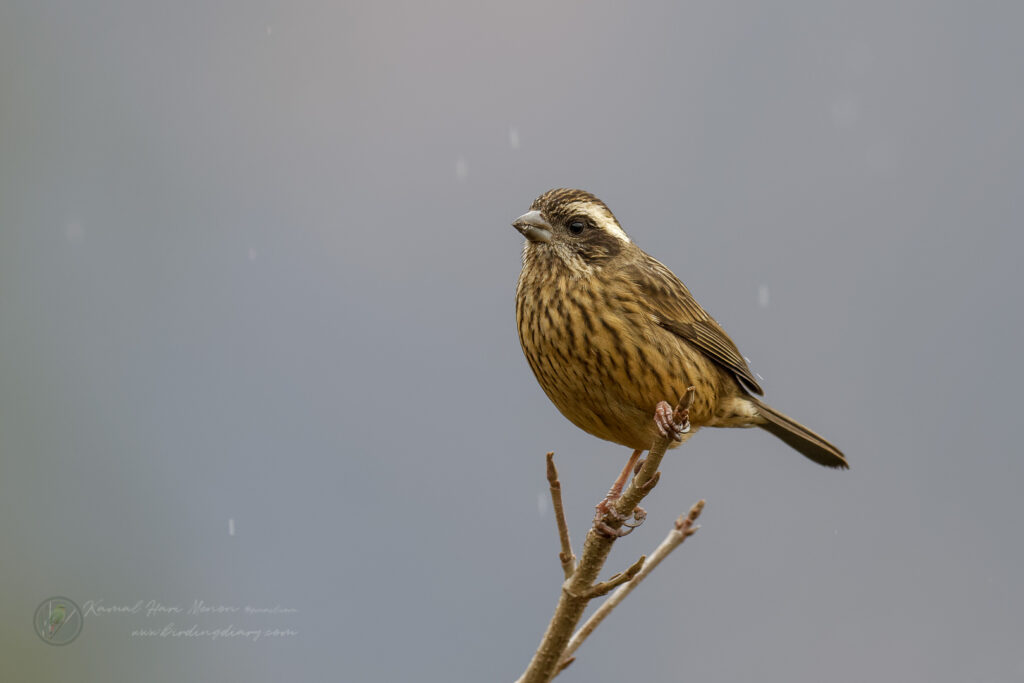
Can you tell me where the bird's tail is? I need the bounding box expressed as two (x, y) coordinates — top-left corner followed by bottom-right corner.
(748, 397), (848, 469)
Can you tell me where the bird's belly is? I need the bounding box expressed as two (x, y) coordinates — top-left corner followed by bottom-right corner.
(517, 291), (723, 450)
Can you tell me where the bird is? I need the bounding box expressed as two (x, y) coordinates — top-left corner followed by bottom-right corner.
(512, 188), (847, 485)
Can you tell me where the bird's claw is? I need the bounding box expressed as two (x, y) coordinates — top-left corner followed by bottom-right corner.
(593, 501), (622, 537)
(593, 520), (624, 538)
(593, 502), (647, 538)
(655, 400), (690, 441)
(623, 506), (647, 528)
(594, 497), (624, 523)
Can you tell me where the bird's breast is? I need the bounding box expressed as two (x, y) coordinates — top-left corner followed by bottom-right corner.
(516, 264), (723, 449)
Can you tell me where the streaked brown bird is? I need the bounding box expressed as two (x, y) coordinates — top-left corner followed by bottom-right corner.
(512, 188), (847, 476)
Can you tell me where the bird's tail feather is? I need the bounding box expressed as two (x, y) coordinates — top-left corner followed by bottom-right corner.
(748, 397), (848, 469)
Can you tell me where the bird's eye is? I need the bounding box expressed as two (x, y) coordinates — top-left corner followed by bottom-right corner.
(568, 220), (585, 235)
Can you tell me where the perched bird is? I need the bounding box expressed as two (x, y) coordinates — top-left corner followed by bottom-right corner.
(512, 188), (847, 474)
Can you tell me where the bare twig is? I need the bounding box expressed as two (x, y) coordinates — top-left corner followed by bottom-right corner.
(581, 555), (646, 599)
(554, 657), (575, 676)
(517, 389), (697, 683)
(557, 500), (705, 669)
(546, 452), (576, 578)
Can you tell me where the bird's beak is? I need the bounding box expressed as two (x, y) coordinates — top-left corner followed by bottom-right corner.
(512, 210), (553, 243)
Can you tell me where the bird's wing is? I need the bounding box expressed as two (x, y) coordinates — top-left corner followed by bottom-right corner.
(624, 253), (764, 395)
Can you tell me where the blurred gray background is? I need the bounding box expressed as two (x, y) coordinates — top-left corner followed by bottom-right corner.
(2, 1), (1022, 681)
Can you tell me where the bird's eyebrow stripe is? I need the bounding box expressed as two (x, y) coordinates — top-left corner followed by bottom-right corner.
(564, 202), (631, 243)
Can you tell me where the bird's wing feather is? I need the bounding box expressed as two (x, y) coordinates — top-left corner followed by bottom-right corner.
(625, 253), (764, 395)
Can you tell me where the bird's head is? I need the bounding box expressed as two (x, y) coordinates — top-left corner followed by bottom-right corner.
(512, 188), (632, 275)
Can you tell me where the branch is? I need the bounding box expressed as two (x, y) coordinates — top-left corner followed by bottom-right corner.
(580, 555), (646, 599)
(606, 390), (694, 535)
(557, 499), (705, 669)
(546, 452), (576, 578)
(517, 390), (697, 683)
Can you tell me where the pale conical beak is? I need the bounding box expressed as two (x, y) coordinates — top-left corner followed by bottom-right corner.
(512, 210), (553, 243)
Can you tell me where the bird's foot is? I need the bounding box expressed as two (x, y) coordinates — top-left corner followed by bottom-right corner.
(593, 504), (646, 538)
(592, 498), (624, 537)
(592, 448), (647, 538)
(655, 400), (690, 441)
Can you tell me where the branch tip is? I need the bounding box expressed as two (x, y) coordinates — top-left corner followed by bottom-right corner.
(555, 657), (575, 675)
(676, 499), (705, 531)
(546, 451), (576, 578)
(680, 386), (696, 411)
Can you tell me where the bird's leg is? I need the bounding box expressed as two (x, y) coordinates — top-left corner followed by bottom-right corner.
(593, 449), (644, 534)
(593, 396), (695, 537)
(597, 449), (644, 513)
(655, 399), (691, 441)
